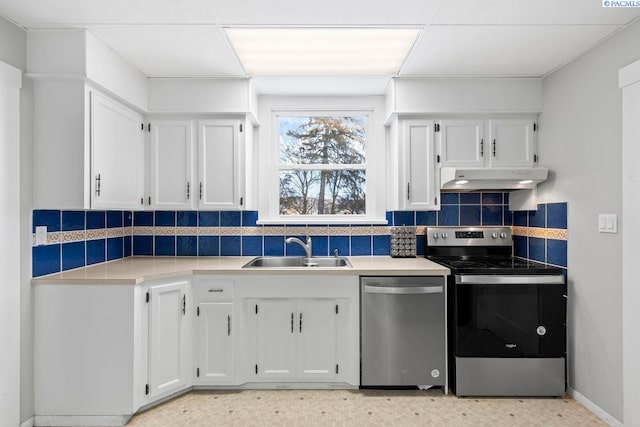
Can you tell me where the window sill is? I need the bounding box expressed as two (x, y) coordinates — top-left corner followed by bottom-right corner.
(257, 218), (388, 225)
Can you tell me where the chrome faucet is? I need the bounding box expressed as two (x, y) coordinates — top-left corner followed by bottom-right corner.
(285, 235), (313, 258)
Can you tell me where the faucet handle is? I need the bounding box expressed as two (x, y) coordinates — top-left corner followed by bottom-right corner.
(334, 248), (339, 257)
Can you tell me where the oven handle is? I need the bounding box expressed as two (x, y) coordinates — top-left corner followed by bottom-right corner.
(363, 284), (444, 294)
(456, 275), (564, 285)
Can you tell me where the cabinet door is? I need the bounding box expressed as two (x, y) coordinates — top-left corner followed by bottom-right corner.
(403, 120), (439, 210)
(253, 300), (297, 380)
(438, 119), (485, 167)
(488, 119), (536, 167)
(149, 121), (194, 210)
(91, 91), (144, 209)
(148, 282), (189, 400)
(296, 299), (338, 380)
(198, 119), (241, 210)
(197, 303), (233, 384)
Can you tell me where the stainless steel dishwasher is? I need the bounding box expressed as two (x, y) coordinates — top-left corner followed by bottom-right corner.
(361, 276), (447, 389)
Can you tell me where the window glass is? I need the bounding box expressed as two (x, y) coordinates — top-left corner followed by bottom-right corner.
(277, 115), (367, 216)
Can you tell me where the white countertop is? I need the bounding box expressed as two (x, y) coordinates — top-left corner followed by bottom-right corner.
(32, 256), (450, 285)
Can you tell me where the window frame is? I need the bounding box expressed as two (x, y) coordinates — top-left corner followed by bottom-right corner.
(258, 104), (386, 224)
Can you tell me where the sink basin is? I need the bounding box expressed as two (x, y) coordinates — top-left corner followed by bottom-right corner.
(242, 256), (352, 268)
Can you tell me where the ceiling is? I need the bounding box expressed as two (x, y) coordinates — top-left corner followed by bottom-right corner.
(1, 0), (639, 94)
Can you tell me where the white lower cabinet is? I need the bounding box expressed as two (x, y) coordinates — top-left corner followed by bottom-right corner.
(196, 302), (234, 383)
(249, 298), (345, 382)
(34, 274), (359, 426)
(297, 299), (340, 380)
(147, 281), (192, 400)
(253, 299), (298, 379)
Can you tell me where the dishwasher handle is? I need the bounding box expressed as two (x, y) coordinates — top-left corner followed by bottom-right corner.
(363, 284), (443, 295)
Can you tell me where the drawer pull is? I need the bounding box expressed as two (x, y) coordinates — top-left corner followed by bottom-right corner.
(208, 289), (224, 293)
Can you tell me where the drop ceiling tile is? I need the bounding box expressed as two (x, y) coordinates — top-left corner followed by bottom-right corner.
(204, 0), (440, 25)
(0, 0), (215, 25)
(400, 25), (622, 76)
(87, 25), (244, 77)
(431, 0), (640, 25)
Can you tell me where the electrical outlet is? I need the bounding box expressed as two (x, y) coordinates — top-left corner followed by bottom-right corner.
(35, 226), (48, 245)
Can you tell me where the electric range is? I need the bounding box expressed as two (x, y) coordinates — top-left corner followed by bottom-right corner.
(425, 226), (566, 397)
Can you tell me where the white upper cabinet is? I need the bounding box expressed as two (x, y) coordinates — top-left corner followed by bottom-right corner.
(488, 119), (536, 167)
(91, 91), (145, 209)
(33, 81), (146, 210)
(438, 119), (485, 167)
(149, 120), (194, 210)
(198, 119), (244, 210)
(403, 120), (440, 210)
(436, 118), (537, 169)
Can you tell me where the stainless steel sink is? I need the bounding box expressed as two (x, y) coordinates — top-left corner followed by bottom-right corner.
(242, 256), (352, 268)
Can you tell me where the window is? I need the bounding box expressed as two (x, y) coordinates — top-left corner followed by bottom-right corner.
(257, 97), (386, 225)
(278, 114), (367, 216)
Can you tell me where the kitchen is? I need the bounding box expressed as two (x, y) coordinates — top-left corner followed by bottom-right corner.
(0, 1), (639, 426)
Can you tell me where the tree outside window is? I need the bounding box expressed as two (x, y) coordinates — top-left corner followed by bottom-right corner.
(278, 115), (367, 216)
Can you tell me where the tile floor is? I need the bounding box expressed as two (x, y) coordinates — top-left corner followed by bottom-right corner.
(127, 389), (605, 426)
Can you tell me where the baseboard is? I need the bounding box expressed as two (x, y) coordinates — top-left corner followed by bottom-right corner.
(20, 417), (34, 427)
(33, 415), (130, 427)
(568, 387), (622, 427)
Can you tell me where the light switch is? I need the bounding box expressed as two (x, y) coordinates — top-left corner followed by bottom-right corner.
(598, 214), (618, 233)
(35, 226), (48, 245)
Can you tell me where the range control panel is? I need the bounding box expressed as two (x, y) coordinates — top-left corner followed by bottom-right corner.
(426, 227), (512, 247)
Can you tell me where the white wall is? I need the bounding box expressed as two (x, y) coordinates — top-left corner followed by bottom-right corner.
(0, 59), (22, 427)
(620, 59), (640, 427)
(0, 14), (34, 426)
(0, 17), (26, 71)
(538, 19), (640, 423)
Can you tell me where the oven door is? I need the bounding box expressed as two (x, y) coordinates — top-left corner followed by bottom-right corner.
(454, 275), (565, 357)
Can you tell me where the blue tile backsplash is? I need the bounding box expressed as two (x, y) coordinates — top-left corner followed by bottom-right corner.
(32, 192), (567, 278)
(512, 201), (568, 271)
(32, 210), (132, 277)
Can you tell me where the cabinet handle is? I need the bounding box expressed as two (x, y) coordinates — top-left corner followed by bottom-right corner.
(182, 294), (186, 315)
(227, 315), (231, 336)
(186, 182), (190, 200)
(407, 182), (410, 201)
(208, 289), (224, 293)
(480, 139), (484, 157)
(299, 312), (302, 333)
(493, 139), (496, 157)
(199, 182), (203, 200)
(95, 174), (101, 197)
(291, 312), (294, 333)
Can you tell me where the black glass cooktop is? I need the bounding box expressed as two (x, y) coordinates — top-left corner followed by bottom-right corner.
(427, 256), (563, 275)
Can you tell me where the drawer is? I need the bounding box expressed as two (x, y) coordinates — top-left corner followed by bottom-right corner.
(193, 279), (234, 302)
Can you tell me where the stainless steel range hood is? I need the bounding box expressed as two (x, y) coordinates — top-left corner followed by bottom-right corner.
(440, 167), (549, 190)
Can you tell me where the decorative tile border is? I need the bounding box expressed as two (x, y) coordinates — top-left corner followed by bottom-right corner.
(32, 227), (136, 246)
(512, 226), (568, 241)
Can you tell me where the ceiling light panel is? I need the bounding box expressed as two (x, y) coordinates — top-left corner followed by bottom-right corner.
(225, 27), (420, 75)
